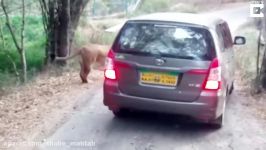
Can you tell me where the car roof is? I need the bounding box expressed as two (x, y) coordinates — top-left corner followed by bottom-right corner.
(128, 13), (224, 29)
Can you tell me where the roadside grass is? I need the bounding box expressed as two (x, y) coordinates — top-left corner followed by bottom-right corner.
(169, 3), (199, 13)
(136, 0), (173, 14)
(0, 16), (45, 88)
(74, 28), (116, 47)
(0, 72), (18, 88)
(74, 17), (118, 47)
(131, 0), (199, 17)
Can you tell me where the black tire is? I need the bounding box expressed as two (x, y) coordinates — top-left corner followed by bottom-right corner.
(112, 109), (130, 118)
(229, 82), (234, 95)
(209, 114), (224, 129)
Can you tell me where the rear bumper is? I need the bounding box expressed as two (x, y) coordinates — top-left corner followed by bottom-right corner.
(103, 80), (225, 121)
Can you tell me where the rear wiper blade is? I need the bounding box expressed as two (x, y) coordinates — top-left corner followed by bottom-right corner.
(119, 49), (151, 56)
(175, 55), (197, 60)
(160, 54), (198, 60)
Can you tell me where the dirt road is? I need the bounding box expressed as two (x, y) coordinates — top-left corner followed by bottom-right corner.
(37, 80), (265, 150)
(36, 4), (266, 150)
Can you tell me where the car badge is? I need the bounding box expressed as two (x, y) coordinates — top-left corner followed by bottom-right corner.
(155, 58), (165, 66)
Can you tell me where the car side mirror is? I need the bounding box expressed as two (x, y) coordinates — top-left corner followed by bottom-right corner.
(234, 36), (246, 45)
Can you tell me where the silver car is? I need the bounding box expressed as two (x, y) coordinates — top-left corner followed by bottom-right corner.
(103, 13), (245, 128)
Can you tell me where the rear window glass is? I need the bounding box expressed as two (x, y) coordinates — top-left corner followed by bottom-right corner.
(114, 22), (215, 60)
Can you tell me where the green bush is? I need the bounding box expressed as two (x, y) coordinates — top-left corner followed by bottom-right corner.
(0, 71), (18, 87)
(0, 16), (45, 86)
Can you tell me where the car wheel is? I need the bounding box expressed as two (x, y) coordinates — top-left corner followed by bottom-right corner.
(229, 82), (234, 95)
(112, 109), (130, 118)
(209, 98), (226, 129)
(209, 114), (224, 129)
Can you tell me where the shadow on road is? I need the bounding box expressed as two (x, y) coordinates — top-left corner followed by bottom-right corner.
(105, 110), (218, 137)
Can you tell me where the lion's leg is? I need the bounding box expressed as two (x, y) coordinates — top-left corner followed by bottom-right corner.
(79, 61), (88, 83)
(83, 64), (91, 83)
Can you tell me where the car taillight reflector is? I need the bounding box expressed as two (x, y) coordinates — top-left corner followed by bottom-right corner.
(104, 50), (116, 80)
(204, 58), (221, 90)
(105, 69), (116, 80)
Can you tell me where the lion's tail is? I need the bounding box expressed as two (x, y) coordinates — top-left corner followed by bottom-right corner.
(55, 48), (81, 61)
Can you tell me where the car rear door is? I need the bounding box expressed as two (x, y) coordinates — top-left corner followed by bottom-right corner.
(217, 22), (234, 87)
(222, 23), (234, 85)
(113, 21), (215, 102)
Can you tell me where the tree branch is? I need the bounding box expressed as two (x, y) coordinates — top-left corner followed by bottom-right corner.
(257, 28), (262, 76)
(41, 0), (48, 14)
(0, 17), (20, 79)
(21, 0), (25, 51)
(0, 2), (35, 18)
(1, 0), (22, 53)
(39, 0), (48, 33)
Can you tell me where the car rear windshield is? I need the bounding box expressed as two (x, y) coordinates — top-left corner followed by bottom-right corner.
(114, 22), (215, 60)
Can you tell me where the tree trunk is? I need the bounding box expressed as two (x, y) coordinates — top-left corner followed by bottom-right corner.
(56, 0), (70, 65)
(40, 0), (90, 64)
(69, 0), (90, 50)
(21, 0), (27, 82)
(260, 44), (266, 88)
(47, 0), (58, 63)
(20, 50), (27, 82)
(261, 0), (266, 88)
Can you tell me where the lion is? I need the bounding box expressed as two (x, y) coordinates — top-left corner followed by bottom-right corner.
(56, 44), (110, 83)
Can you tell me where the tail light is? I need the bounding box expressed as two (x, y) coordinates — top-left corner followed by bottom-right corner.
(203, 58), (221, 90)
(104, 50), (116, 80)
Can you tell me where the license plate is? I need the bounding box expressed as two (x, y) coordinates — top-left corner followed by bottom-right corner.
(140, 71), (178, 86)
